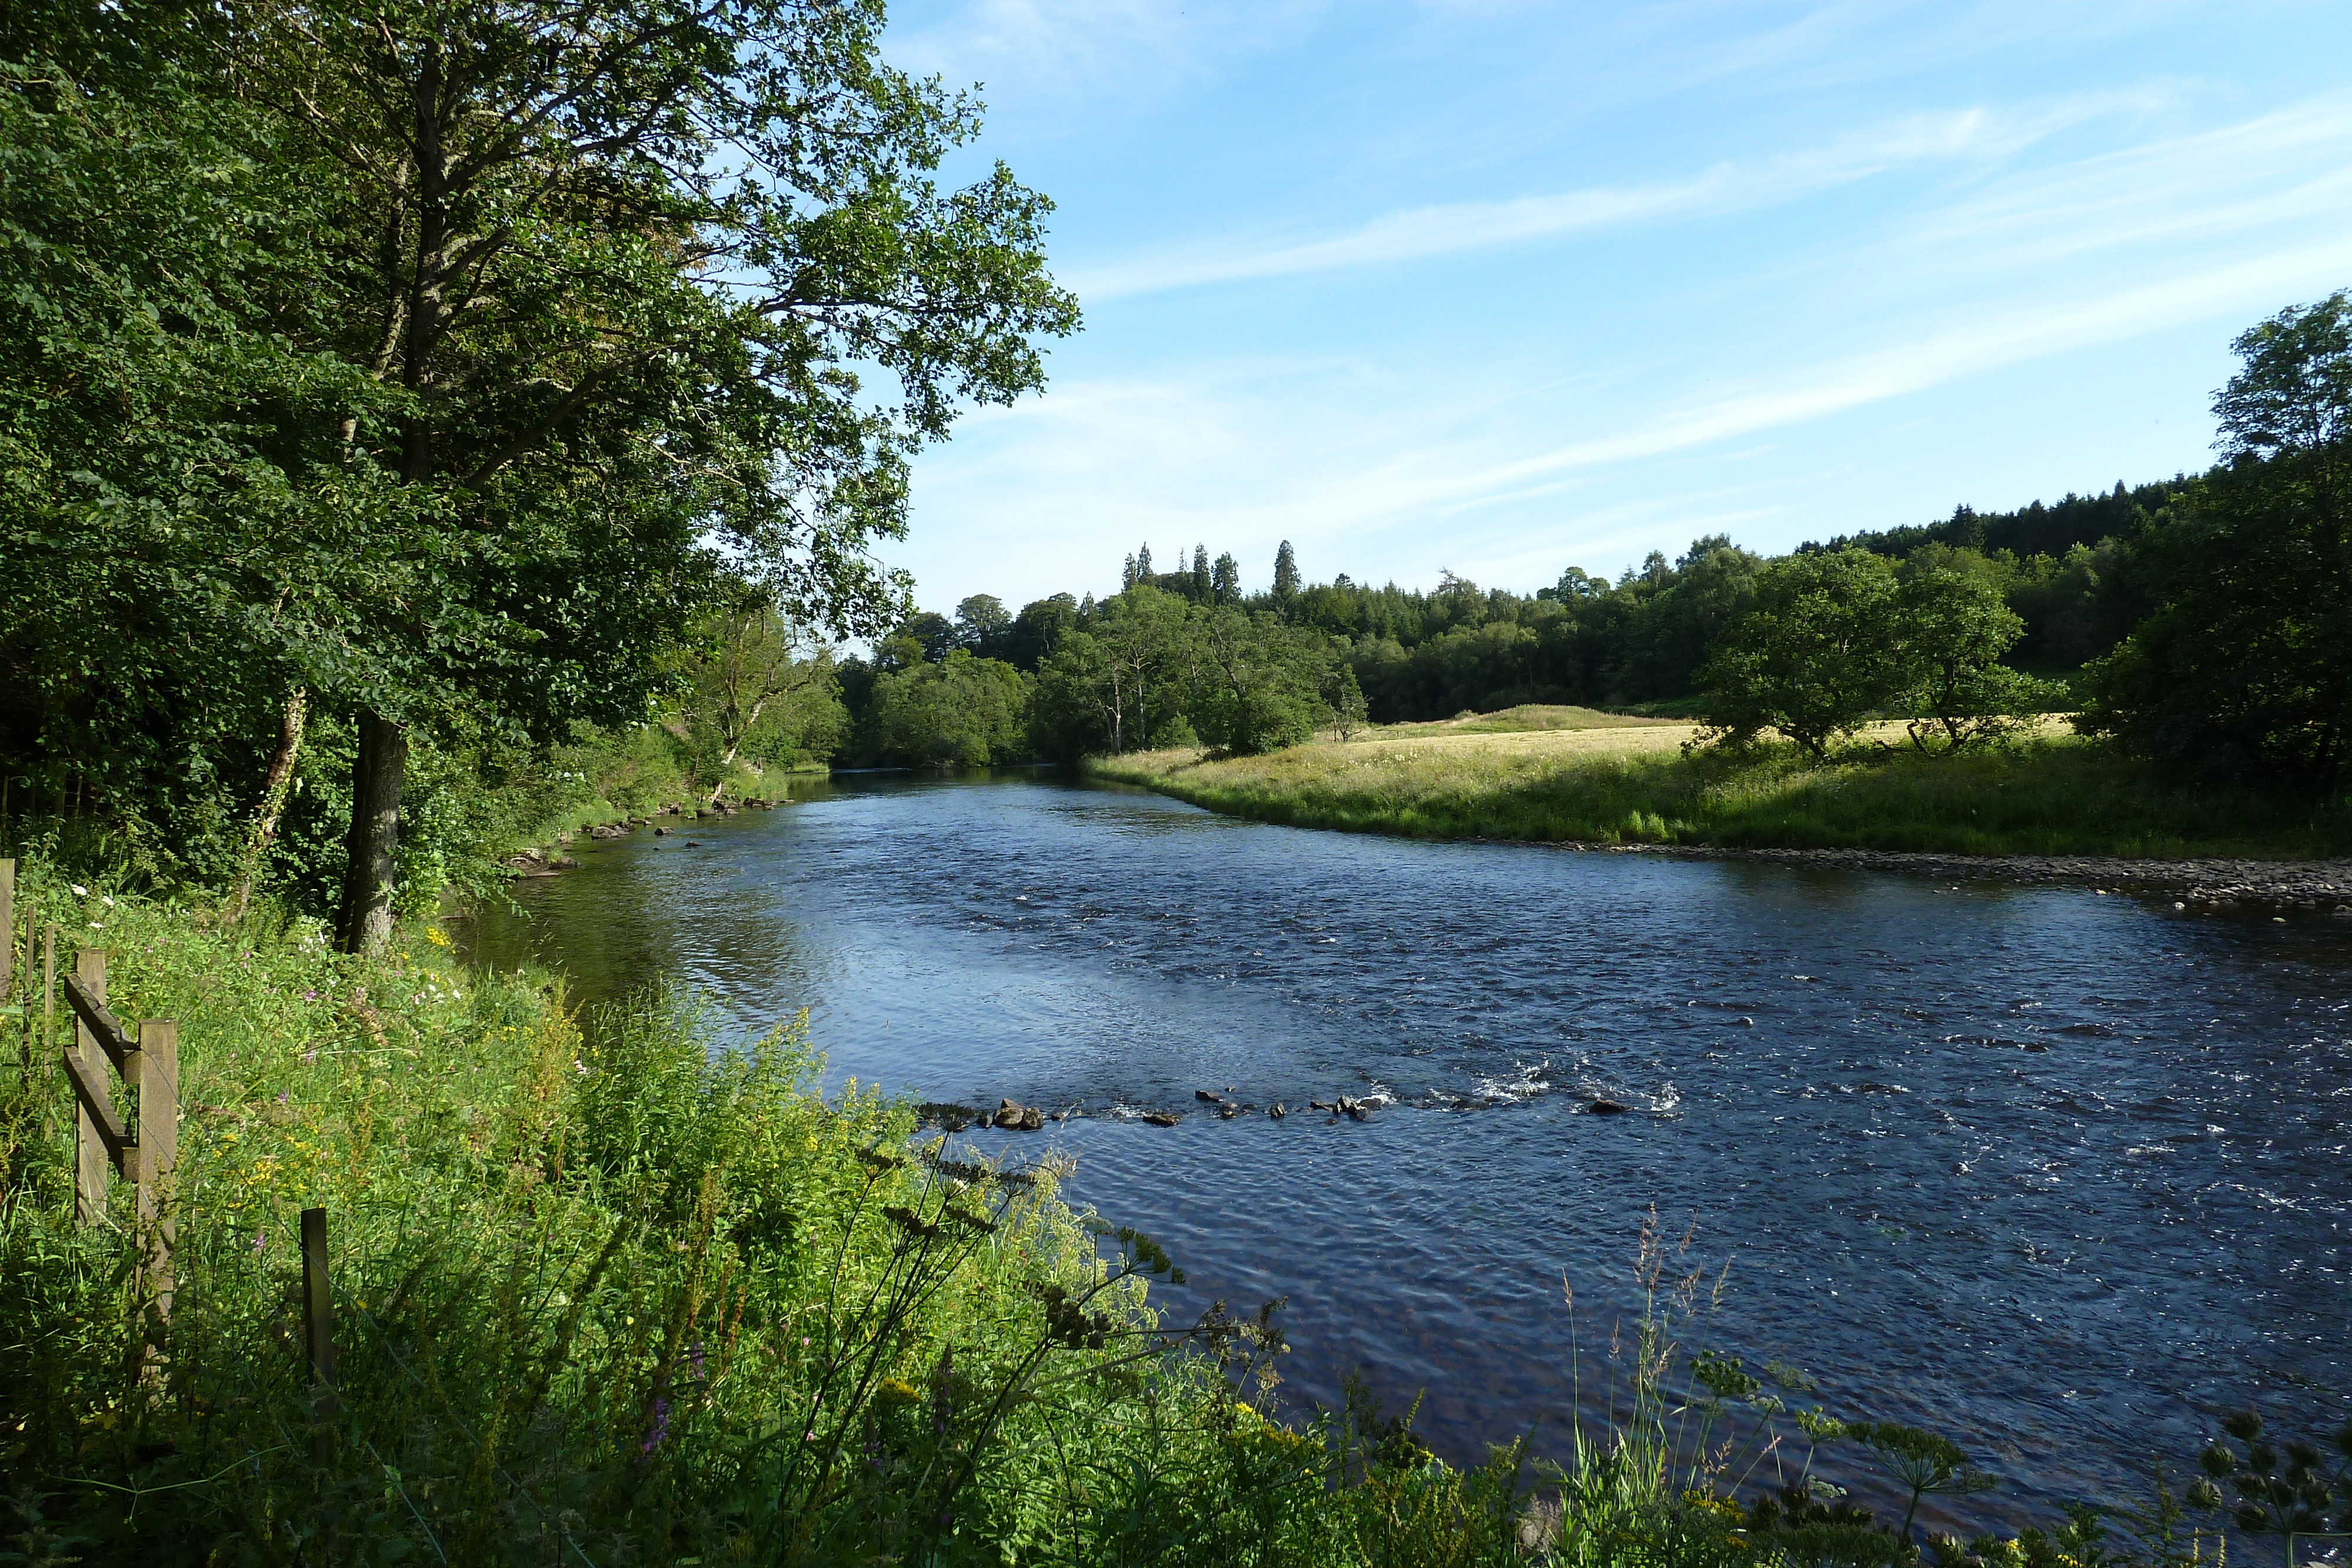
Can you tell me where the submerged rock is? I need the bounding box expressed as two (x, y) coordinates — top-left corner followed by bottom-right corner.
(1585, 1098), (1631, 1115)
(1140, 1111), (1181, 1127)
(1194, 1089), (1222, 1102)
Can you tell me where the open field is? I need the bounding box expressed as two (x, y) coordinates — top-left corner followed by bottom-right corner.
(1364, 704), (1678, 739)
(1090, 715), (2352, 862)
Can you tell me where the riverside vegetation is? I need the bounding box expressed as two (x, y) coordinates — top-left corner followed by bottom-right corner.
(1087, 711), (2352, 860)
(9, 862), (2352, 1564)
(15, 286), (2352, 934)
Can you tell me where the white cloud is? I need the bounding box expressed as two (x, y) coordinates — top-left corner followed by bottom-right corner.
(1066, 95), (2150, 300)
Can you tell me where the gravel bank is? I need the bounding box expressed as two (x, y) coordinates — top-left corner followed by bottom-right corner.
(1583, 842), (2352, 910)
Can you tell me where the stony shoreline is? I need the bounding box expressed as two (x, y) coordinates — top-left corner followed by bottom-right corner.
(1579, 841), (2352, 910)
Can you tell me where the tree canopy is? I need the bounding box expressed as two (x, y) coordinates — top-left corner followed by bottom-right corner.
(0, 0), (1075, 939)
(2080, 292), (2352, 783)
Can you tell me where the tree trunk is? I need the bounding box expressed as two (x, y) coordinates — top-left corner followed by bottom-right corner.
(226, 688), (309, 924)
(336, 710), (406, 956)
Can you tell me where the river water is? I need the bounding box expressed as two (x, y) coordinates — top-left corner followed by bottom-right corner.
(464, 770), (2352, 1529)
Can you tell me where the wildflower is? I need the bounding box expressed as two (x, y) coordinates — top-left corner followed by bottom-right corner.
(252, 1231), (266, 1253)
(302, 1050), (317, 1064)
(304, 990), (317, 1001)
(102, 895), (114, 908)
(425, 927), (450, 948)
(89, 922), (102, 930)
(71, 884), (87, 897)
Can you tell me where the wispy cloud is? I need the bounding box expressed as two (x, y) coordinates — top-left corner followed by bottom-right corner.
(1067, 96), (2141, 300)
(889, 0), (1326, 114)
(1448, 239), (2352, 501)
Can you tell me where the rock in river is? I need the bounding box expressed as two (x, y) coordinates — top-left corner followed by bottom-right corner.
(990, 1098), (1045, 1131)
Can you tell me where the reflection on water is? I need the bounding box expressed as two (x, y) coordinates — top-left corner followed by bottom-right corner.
(465, 770), (2352, 1523)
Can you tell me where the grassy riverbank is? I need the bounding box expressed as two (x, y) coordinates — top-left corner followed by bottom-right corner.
(1, 865), (1544, 1562)
(1088, 708), (2352, 858)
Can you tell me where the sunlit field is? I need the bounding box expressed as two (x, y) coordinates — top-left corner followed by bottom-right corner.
(1091, 710), (2352, 859)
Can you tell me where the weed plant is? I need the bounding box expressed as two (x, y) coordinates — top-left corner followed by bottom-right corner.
(1529, 1212), (2244, 1568)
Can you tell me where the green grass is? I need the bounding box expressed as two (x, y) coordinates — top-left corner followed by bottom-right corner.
(1368, 706), (1674, 738)
(0, 865), (1539, 1564)
(1092, 728), (2352, 859)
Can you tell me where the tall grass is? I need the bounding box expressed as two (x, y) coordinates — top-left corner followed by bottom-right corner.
(1093, 730), (2352, 859)
(0, 866), (1534, 1564)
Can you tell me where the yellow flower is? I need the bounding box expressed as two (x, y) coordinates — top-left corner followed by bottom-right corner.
(426, 928), (450, 948)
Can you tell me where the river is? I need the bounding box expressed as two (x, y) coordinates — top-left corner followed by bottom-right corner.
(463, 770), (2352, 1529)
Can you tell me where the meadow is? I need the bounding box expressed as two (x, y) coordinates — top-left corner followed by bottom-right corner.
(1088, 708), (2352, 860)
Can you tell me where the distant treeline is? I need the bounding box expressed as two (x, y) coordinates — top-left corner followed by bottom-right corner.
(838, 289), (2350, 787)
(833, 479), (2176, 754)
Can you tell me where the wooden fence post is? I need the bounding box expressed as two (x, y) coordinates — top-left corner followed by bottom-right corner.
(136, 1019), (177, 1321)
(71, 948), (107, 1228)
(1, 859), (13, 999)
(301, 1206), (338, 1459)
(40, 924), (55, 1094)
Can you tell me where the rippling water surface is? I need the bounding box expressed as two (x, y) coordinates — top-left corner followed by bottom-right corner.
(465, 771), (2352, 1524)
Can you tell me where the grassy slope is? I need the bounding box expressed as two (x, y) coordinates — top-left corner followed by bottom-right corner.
(0, 865), (1539, 1564)
(1091, 707), (2352, 858)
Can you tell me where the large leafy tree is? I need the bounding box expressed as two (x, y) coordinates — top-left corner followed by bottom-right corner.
(255, 0), (1070, 949)
(671, 588), (838, 801)
(864, 650), (1027, 769)
(1888, 567), (2062, 752)
(2080, 292), (2352, 782)
(4, 0), (1076, 946)
(1697, 549), (1902, 760)
(0, 2), (413, 881)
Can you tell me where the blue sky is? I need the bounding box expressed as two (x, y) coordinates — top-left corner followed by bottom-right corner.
(877, 1), (2352, 613)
